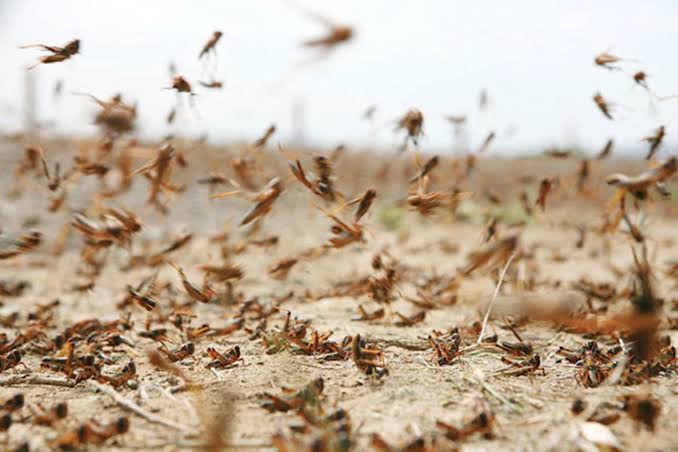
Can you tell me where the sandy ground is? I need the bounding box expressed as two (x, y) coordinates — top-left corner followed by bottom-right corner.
(0, 137), (677, 451)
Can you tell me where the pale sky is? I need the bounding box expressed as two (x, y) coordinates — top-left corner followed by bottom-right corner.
(1, 0), (678, 155)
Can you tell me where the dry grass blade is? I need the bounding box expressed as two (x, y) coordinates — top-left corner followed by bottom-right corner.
(90, 381), (193, 432)
(478, 251), (518, 343)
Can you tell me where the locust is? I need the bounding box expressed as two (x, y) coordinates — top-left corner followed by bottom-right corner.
(429, 331), (462, 366)
(205, 345), (243, 369)
(252, 124), (276, 149)
(593, 92), (614, 119)
(300, 9), (353, 49)
(322, 207), (365, 249)
(41, 157), (64, 191)
(461, 233), (520, 276)
(199, 31), (223, 59)
(167, 75), (194, 94)
(477, 131), (496, 153)
(21, 39), (80, 70)
(197, 172), (230, 193)
(594, 51), (633, 70)
(200, 263), (243, 283)
(623, 395), (661, 431)
(409, 155), (439, 184)
(436, 403), (495, 441)
(395, 108), (424, 148)
(158, 342), (195, 362)
(606, 156), (676, 200)
(0, 350), (25, 373)
(1, 394), (24, 413)
(407, 154), (471, 215)
(348, 188), (376, 223)
(212, 177), (284, 226)
(74, 92), (137, 134)
(597, 138), (614, 159)
(125, 278), (159, 312)
(642, 125), (665, 160)
(394, 310), (426, 327)
(97, 360), (136, 388)
(633, 71), (651, 92)
(199, 79), (223, 89)
(261, 378), (324, 413)
(352, 304), (385, 321)
(351, 334), (386, 376)
(287, 157), (337, 202)
(269, 257), (299, 279)
(494, 353), (545, 377)
(29, 401), (69, 427)
(50, 417), (130, 449)
(0, 231), (42, 260)
(543, 148), (571, 158)
(230, 158), (259, 190)
(132, 143), (181, 210)
(171, 262), (215, 303)
(536, 178), (552, 211)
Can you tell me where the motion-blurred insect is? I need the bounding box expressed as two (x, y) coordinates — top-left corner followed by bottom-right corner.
(642, 125), (665, 160)
(363, 105), (377, 121)
(170, 262), (215, 303)
(445, 114), (467, 141)
(395, 108), (424, 149)
(199, 31), (223, 60)
(200, 263), (244, 283)
(41, 157), (64, 191)
(394, 310), (426, 327)
(543, 148), (571, 159)
(0, 231), (42, 260)
(73, 92), (137, 134)
(409, 155), (439, 184)
(321, 207), (365, 249)
(21, 39), (80, 70)
(166, 75), (194, 95)
(606, 156), (676, 200)
(593, 92), (614, 119)
(300, 7), (353, 50)
(596, 138), (614, 160)
(198, 79), (224, 89)
(165, 75), (197, 112)
(477, 131), (496, 153)
(269, 257), (299, 279)
(632, 71), (651, 92)
(1, 394), (24, 413)
(53, 79), (63, 100)
(437, 403), (495, 441)
(252, 124), (276, 149)
(461, 233), (519, 276)
(348, 188), (376, 224)
(132, 143), (181, 210)
(30, 401), (68, 427)
(50, 417), (130, 449)
(537, 178), (553, 210)
(158, 342), (195, 362)
(623, 395), (661, 432)
(479, 89), (489, 110)
(577, 159), (590, 192)
(271, 4), (355, 88)
(444, 115), (467, 126)
(285, 153), (339, 202)
(594, 51), (633, 70)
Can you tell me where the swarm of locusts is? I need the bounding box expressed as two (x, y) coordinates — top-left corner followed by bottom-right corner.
(0, 16), (676, 451)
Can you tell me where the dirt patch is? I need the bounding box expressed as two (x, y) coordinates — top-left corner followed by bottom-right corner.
(0, 139), (676, 451)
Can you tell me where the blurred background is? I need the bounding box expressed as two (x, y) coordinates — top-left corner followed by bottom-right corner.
(1, 0), (678, 155)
